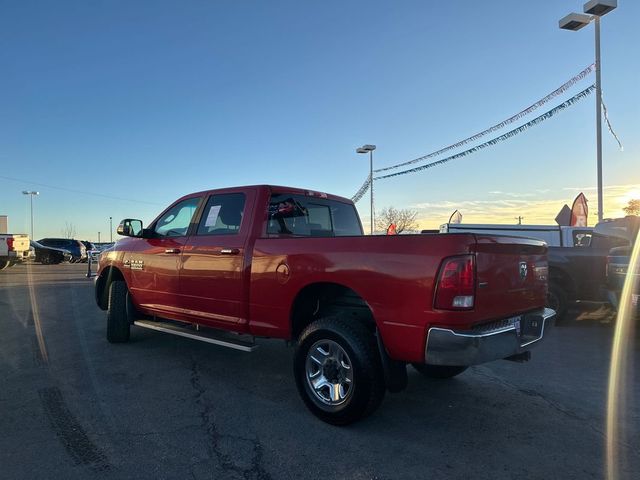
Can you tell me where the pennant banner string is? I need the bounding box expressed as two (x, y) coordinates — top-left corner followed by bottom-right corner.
(601, 93), (624, 151)
(374, 85), (595, 181)
(351, 173), (371, 203)
(374, 64), (595, 173)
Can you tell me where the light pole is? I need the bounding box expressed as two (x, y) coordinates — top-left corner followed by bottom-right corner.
(109, 217), (113, 243)
(22, 191), (39, 239)
(559, 0), (617, 222)
(357, 144), (376, 234)
(98, 232), (101, 243)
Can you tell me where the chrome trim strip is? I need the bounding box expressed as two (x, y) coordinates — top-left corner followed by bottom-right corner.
(133, 320), (256, 352)
(139, 303), (241, 324)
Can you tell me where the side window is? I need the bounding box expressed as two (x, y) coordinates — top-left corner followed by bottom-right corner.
(267, 194), (362, 237)
(590, 233), (629, 250)
(572, 231), (592, 247)
(196, 193), (246, 235)
(154, 197), (201, 237)
(268, 196), (309, 235)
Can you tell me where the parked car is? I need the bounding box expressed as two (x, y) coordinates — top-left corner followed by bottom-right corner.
(30, 240), (72, 265)
(37, 238), (87, 263)
(605, 216), (640, 317)
(95, 184), (555, 425)
(93, 242), (115, 252)
(0, 234), (30, 270)
(80, 241), (98, 263)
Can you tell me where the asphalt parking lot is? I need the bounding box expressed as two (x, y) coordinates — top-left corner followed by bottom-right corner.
(1, 263), (638, 480)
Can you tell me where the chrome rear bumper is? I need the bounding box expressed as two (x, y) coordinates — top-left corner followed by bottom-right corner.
(424, 308), (555, 366)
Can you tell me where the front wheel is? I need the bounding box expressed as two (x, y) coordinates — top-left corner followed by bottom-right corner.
(294, 317), (385, 425)
(412, 363), (468, 379)
(0, 261), (11, 270)
(107, 280), (131, 343)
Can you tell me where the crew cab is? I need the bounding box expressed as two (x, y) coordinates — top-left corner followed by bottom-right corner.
(95, 185), (555, 424)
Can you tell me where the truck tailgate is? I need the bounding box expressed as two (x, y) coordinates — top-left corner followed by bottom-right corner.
(473, 234), (548, 323)
(11, 235), (30, 253)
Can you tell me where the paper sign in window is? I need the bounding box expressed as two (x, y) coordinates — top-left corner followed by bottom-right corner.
(204, 205), (221, 227)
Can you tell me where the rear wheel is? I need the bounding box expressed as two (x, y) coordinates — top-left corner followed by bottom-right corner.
(412, 364), (468, 379)
(546, 282), (568, 320)
(107, 280), (131, 343)
(0, 261), (10, 270)
(294, 317), (385, 425)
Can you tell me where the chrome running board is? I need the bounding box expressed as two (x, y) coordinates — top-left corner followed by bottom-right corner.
(133, 319), (257, 352)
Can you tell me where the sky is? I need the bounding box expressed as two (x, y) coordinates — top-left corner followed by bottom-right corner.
(1, 0), (639, 240)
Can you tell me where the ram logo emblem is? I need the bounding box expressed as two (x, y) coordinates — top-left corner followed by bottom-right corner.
(519, 262), (528, 280)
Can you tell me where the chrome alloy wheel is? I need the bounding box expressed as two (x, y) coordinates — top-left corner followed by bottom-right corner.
(305, 339), (354, 406)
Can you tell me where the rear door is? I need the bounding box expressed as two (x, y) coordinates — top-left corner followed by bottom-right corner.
(178, 190), (253, 331)
(127, 196), (203, 315)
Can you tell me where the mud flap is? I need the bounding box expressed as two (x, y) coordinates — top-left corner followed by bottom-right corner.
(375, 330), (407, 393)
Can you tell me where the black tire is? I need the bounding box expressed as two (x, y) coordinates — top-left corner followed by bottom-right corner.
(40, 255), (51, 265)
(546, 282), (568, 320)
(0, 261), (10, 270)
(293, 317), (385, 425)
(107, 280), (131, 343)
(412, 363), (468, 379)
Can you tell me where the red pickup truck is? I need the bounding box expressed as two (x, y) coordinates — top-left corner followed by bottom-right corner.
(95, 185), (555, 424)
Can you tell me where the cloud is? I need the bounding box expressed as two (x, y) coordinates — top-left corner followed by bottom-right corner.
(487, 190), (536, 198)
(411, 183), (640, 229)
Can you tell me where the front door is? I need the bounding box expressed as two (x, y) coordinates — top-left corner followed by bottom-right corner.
(179, 192), (250, 331)
(127, 196), (202, 316)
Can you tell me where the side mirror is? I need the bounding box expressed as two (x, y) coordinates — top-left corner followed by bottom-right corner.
(117, 219), (144, 237)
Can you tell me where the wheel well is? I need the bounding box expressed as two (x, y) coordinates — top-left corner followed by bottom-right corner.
(96, 266), (125, 310)
(549, 267), (575, 298)
(290, 283), (374, 340)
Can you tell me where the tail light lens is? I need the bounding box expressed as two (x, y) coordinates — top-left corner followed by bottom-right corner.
(6, 237), (14, 251)
(434, 254), (475, 310)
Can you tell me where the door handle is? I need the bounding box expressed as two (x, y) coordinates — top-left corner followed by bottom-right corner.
(164, 248), (181, 254)
(220, 248), (240, 255)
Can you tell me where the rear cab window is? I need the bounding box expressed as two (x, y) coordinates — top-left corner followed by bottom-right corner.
(572, 230), (592, 247)
(267, 193), (362, 237)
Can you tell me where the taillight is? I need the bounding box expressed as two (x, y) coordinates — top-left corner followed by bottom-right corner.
(434, 254), (475, 310)
(6, 238), (14, 251)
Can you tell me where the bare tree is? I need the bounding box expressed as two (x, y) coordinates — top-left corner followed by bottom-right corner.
(62, 222), (77, 239)
(376, 206), (419, 234)
(623, 199), (640, 216)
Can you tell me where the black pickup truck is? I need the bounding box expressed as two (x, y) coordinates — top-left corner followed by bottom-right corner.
(547, 216), (638, 319)
(604, 216), (640, 317)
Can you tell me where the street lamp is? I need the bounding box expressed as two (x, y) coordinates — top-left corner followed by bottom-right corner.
(22, 191), (39, 239)
(109, 217), (113, 243)
(559, 0), (617, 222)
(357, 144), (376, 234)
